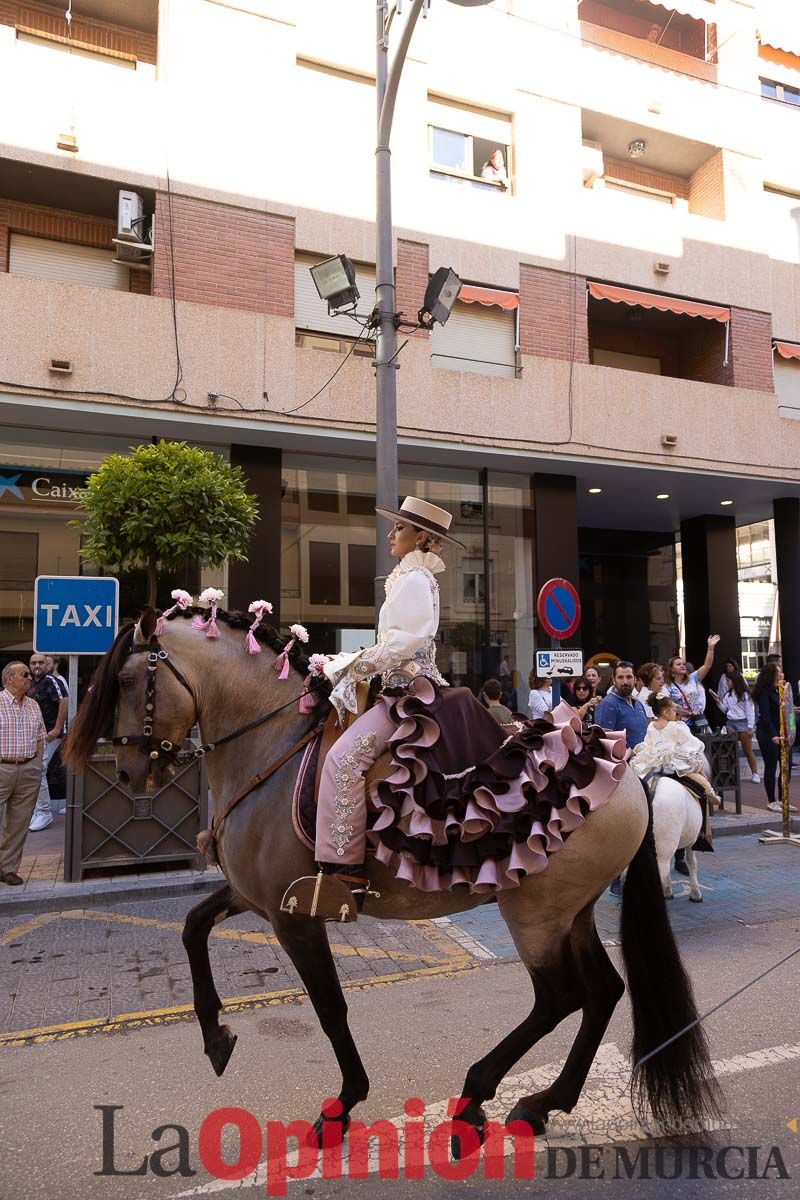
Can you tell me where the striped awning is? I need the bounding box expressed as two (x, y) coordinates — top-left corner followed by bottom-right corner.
(757, 1), (800, 57)
(636, 0), (715, 23)
(588, 282), (730, 322)
(459, 285), (518, 311)
(774, 341), (800, 361)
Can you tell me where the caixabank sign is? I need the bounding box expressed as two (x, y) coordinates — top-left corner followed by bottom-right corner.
(0, 467), (86, 510)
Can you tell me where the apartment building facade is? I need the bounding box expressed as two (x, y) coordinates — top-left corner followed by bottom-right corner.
(2, 0), (800, 693)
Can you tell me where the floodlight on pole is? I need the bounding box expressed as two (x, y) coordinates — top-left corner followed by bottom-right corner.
(310, 254), (359, 313)
(418, 267), (462, 329)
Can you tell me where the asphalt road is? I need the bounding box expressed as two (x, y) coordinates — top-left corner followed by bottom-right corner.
(1, 847), (799, 1200)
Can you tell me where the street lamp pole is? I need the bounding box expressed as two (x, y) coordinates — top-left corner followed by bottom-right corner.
(374, 0), (426, 612)
(373, 0), (491, 615)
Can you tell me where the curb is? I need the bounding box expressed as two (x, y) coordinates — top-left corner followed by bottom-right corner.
(1, 818), (796, 915)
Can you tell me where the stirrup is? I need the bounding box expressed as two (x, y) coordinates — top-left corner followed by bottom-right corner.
(280, 870), (379, 923)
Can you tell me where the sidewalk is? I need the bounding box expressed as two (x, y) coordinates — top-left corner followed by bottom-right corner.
(2, 802), (796, 915)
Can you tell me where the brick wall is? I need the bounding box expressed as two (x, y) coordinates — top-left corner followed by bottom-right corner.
(152, 193), (295, 316)
(519, 264), (589, 362)
(0, 197), (147, 293)
(396, 240), (429, 338)
(603, 157), (690, 199)
(681, 319), (732, 387)
(0, 1), (157, 64)
(729, 307), (774, 392)
(689, 151), (725, 220)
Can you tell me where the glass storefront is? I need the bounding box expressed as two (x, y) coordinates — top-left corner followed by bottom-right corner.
(280, 454), (533, 698)
(0, 427), (226, 679)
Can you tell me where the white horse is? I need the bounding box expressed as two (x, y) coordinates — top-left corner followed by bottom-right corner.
(651, 776), (705, 903)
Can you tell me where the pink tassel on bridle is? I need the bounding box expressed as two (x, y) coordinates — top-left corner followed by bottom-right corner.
(192, 588), (224, 638)
(245, 600), (273, 654)
(155, 589), (193, 636)
(275, 623), (309, 680)
(299, 652), (328, 713)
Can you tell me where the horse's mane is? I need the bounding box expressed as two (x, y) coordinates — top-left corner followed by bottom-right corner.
(63, 606), (322, 772)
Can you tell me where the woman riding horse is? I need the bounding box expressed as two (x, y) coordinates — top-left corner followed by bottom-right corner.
(286, 495), (464, 916)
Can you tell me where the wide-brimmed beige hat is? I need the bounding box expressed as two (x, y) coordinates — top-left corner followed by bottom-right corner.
(375, 496), (465, 548)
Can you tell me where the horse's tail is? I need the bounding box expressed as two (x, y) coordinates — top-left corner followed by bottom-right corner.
(620, 792), (723, 1128)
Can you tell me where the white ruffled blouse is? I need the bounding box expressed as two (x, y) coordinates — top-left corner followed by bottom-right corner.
(324, 550), (447, 719)
(630, 720), (708, 779)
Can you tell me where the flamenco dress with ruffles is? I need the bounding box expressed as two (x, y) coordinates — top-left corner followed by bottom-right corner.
(316, 550), (629, 893)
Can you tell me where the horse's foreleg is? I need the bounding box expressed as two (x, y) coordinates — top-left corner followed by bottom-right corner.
(686, 848), (702, 902)
(182, 883), (247, 1076)
(452, 938), (583, 1152)
(270, 910), (369, 1144)
(507, 903), (625, 1133)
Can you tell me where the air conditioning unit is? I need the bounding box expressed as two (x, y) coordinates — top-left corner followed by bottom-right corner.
(118, 190), (144, 240)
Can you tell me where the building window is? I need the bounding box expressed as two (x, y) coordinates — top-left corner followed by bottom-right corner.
(431, 298), (517, 378)
(295, 331), (374, 357)
(603, 180), (676, 205)
(462, 558), (486, 605)
(348, 544), (375, 608)
(761, 77), (800, 105)
(736, 522), (772, 582)
(428, 96), (512, 193)
(309, 541), (341, 606)
(8, 233), (130, 291)
(741, 636), (770, 675)
(0, 532), (38, 590)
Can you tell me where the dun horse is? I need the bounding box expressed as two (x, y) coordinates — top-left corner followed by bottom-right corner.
(65, 608), (721, 1145)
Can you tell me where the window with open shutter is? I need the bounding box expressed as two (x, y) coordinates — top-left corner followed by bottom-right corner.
(430, 300), (517, 377)
(8, 234), (130, 290)
(295, 254), (376, 338)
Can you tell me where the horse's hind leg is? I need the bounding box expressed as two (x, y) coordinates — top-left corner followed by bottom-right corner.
(269, 909), (369, 1144)
(182, 883), (247, 1076)
(686, 848), (702, 902)
(453, 936), (584, 1149)
(507, 901), (625, 1133)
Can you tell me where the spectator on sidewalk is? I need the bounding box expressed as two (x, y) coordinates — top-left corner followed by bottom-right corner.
(565, 677), (601, 729)
(667, 635), (720, 734)
(584, 667), (605, 698)
(709, 671), (759, 784)
(632, 662), (665, 720)
(716, 657), (741, 704)
(481, 678), (514, 725)
(527, 672), (553, 720)
(753, 662), (796, 812)
(594, 662), (649, 751)
(44, 655), (69, 815)
(594, 662), (649, 897)
(27, 653), (67, 832)
(0, 662), (46, 886)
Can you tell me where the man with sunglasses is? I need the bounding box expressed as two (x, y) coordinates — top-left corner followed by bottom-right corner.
(0, 662), (46, 885)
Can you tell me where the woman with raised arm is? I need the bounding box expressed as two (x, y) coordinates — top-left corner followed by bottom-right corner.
(667, 635), (720, 734)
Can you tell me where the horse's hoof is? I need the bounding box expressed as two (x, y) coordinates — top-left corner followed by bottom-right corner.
(205, 1026), (237, 1077)
(689, 894), (703, 903)
(506, 1102), (546, 1135)
(450, 1112), (485, 1161)
(309, 1112), (350, 1149)
(664, 893), (674, 901)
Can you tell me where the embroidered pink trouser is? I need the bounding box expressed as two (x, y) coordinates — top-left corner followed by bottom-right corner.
(315, 703), (395, 865)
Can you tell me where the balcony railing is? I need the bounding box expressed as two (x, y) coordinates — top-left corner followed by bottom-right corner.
(580, 21), (718, 84)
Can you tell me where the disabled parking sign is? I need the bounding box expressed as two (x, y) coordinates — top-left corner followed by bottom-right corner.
(34, 575), (119, 655)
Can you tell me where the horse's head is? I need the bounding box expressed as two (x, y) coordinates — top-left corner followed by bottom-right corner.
(64, 606), (198, 794)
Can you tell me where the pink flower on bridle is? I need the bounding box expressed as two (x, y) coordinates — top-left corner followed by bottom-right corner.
(275, 623), (309, 681)
(192, 588), (224, 638)
(245, 600), (273, 654)
(155, 589), (193, 636)
(299, 652), (327, 713)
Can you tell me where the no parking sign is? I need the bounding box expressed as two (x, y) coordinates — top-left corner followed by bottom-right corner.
(536, 578), (581, 641)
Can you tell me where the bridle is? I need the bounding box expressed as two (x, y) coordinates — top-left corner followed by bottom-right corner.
(112, 636), (324, 768)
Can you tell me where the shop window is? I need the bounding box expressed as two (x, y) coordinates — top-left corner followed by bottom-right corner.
(736, 522), (772, 582)
(348, 544), (375, 608)
(428, 96), (512, 193)
(431, 300), (517, 378)
(741, 637), (770, 675)
(761, 78), (800, 105)
(8, 233), (130, 292)
(0, 532), (38, 589)
(309, 541), (341, 606)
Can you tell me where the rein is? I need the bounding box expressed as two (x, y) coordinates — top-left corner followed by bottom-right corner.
(112, 637), (325, 767)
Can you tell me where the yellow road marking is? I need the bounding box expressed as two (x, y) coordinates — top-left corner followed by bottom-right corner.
(0, 909), (476, 1046)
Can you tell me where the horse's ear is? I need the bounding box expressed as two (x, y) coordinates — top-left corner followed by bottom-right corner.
(134, 606), (158, 645)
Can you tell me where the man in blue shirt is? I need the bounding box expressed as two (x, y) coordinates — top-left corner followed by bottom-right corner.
(594, 661), (649, 751)
(594, 661), (649, 897)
